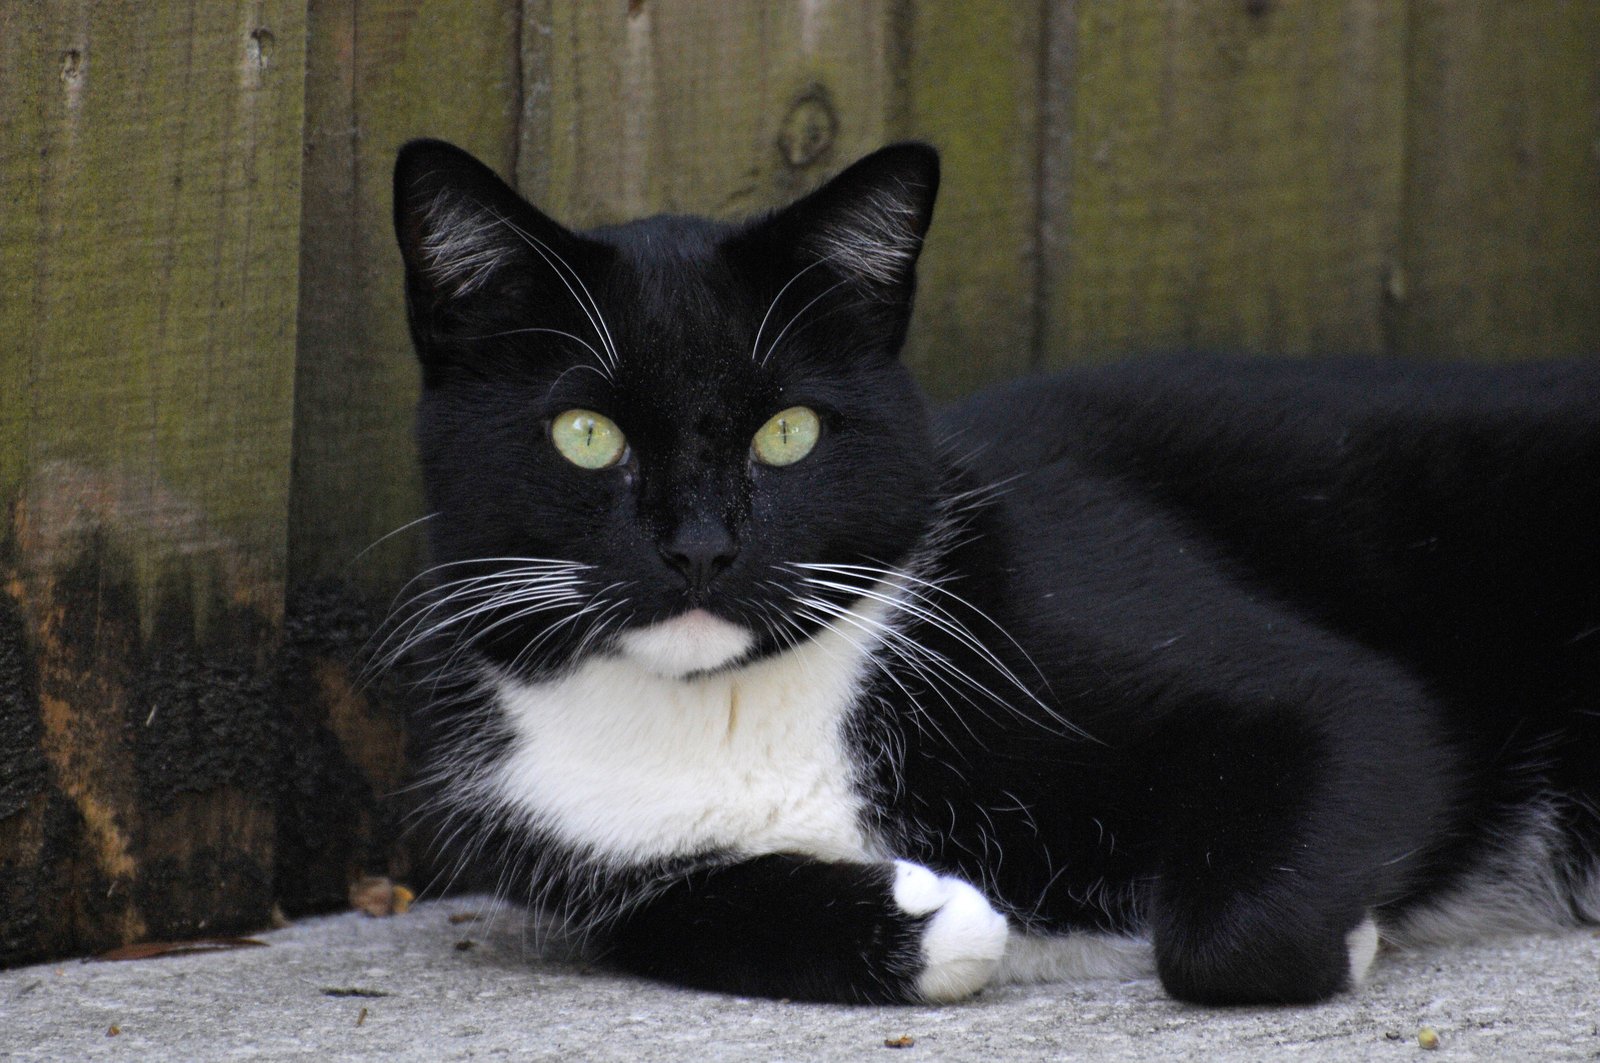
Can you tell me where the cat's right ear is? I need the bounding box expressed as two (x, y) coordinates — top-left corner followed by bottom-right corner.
(393, 139), (597, 355)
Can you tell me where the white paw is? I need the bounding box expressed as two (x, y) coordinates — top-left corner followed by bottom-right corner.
(892, 860), (1009, 1002)
(1345, 913), (1380, 986)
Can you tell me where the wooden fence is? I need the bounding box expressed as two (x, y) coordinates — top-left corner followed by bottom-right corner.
(2, 0), (1597, 966)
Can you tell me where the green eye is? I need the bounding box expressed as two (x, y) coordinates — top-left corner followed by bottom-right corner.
(752, 406), (820, 466)
(551, 409), (627, 469)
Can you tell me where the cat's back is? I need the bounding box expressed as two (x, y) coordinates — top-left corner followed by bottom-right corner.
(936, 354), (1600, 487)
(932, 353), (1600, 712)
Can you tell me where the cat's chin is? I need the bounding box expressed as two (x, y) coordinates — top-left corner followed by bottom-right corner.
(614, 609), (758, 679)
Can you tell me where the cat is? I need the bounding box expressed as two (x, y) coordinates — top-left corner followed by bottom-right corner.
(385, 138), (1600, 1006)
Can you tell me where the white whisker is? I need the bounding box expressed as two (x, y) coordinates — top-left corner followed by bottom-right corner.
(478, 204), (620, 375)
(362, 558), (597, 684)
(791, 596), (977, 750)
(759, 278), (850, 367)
(790, 565), (1089, 741)
(461, 325), (609, 368)
(749, 254), (836, 364)
(351, 512), (439, 567)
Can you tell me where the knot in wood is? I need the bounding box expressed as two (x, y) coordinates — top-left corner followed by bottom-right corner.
(778, 88), (838, 170)
(248, 28), (275, 68)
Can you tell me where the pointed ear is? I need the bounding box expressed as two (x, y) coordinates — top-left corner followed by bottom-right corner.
(762, 142), (940, 299)
(392, 139), (599, 343)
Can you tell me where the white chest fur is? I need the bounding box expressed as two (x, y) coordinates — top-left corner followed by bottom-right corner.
(490, 615), (884, 868)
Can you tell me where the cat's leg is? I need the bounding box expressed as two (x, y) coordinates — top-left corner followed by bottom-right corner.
(603, 854), (1008, 1003)
(1150, 873), (1380, 1005)
(1143, 701), (1438, 1005)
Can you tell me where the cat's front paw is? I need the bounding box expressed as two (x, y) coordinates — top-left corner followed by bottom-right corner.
(892, 860), (1008, 1002)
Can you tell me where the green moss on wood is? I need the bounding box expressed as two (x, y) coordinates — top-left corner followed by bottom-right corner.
(291, 0), (520, 594)
(1044, 0), (1407, 363)
(899, 0), (1045, 399)
(1396, 0), (1600, 360)
(0, 1), (305, 636)
(528, 1), (897, 226)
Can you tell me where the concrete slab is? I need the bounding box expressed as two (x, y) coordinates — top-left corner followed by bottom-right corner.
(3, 898), (1597, 1061)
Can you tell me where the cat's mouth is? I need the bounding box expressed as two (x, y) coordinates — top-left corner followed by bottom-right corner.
(614, 608), (757, 679)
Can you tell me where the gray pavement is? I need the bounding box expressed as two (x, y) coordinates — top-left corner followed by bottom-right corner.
(3, 897), (1597, 1061)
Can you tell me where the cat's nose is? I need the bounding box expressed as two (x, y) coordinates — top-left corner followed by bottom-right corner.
(659, 521), (739, 592)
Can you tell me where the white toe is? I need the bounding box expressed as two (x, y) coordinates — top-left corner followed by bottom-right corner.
(891, 860), (946, 916)
(892, 860), (1008, 1002)
(1345, 913), (1380, 986)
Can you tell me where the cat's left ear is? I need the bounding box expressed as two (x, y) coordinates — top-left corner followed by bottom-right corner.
(736, 142), (941, 305)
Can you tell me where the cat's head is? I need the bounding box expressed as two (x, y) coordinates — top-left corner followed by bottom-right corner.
(391, 140), (941, 682)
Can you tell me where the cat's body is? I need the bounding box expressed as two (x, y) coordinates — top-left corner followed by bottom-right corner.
(389, 140), (1600, 1005)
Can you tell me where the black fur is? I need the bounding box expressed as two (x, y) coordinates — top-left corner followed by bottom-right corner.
(389, 139), (1600, 1006)
(606, 856), (929, 1004)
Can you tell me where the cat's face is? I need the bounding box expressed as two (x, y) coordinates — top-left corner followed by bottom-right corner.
(392, 141), (942, 681)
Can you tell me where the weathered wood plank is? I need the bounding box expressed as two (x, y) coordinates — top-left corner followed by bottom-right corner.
(517, 0), (1046, 401)
(897, 0), (1048, 398)
(1039, 0), (1408, 363)
(0, 2), (306, 964)
(521, 0), (897, 222)
(1394, 0), (1600, 360)
(292, 0), (520, 592)
(285, 0), (521, 912)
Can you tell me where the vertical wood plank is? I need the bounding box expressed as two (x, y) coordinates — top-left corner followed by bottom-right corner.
(1395, 0), (1600, 360)
(0, 10), (44, 509)
(292, 0), (520, 593)
(0, 1), (306, 963)
(1039, 0), (1408, 363)
(285, 0), (520, 911)
(2, 2), (304, 598)
(897, 0), (1048, 399)
(516, 0), (1049, 401)
(522, 0), (897, 223)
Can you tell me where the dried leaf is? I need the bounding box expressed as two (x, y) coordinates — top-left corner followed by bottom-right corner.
(93, 937), (268, 962)
(349, 876), (415, 917)
(884, 1035), (916, 1049)
(448, 912), (483, 925)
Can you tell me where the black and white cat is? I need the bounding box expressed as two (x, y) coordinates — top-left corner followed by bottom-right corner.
(386, 139), (1600, 1005)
